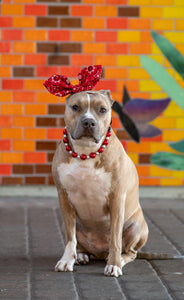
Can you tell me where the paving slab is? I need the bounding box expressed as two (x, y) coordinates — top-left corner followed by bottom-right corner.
(0, 196), (184, 300)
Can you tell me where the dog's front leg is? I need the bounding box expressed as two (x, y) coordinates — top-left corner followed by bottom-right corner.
(104, 193), (126, 277)
(55, 190), (77, 272)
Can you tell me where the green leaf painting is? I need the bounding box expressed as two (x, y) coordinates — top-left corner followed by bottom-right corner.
(151, 31), (184, 79)
(169, 139), (184, 154)
(140, 55), (184, 110)
(151, 152), (184, 171)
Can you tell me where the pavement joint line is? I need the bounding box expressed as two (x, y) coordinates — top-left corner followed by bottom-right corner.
(114, 277), (127, 300)
(144, 211), (182, 256)
(169, 209), (184, 226)
(24, 207), (32, 300)
(149, 261), (174, 300)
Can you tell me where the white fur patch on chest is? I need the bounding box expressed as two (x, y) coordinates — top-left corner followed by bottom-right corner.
(57, 162), (111, 220)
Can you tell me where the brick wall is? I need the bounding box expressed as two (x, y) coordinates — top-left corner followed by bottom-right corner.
(0, 0), (184, 186)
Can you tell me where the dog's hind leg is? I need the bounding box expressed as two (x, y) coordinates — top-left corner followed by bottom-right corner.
(76, 243), (90, 265)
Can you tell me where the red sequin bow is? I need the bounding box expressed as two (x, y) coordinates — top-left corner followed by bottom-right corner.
(43, 65), (102, 97)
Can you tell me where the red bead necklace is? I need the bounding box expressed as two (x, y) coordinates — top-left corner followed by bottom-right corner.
(63, 127), (111, 160)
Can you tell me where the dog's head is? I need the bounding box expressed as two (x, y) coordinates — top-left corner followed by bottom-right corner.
(64, 90), (113, 144)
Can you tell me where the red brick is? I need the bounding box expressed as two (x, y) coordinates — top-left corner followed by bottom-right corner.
(0, 116), (11, 127)
(47, 128), (63, 140)
(0, 17), (12, 27)
(71, 54), (93, 66)
(2, 79), (23, 90)
(2, 29), (23, 41)
(59, 66), (81, 77)
(13, 91), (35, 102)
(0, 42), (11, 53)
(0, 165), (11, 175)
(95, 80), (116, 91)
(25, 4), (47, 16)
(107, 43), (128, 54)
(107, 18), (127, 29)
(48, 30), (70, 41)
(24, 152), (46, 163)
(71, 5), (93, 16)
(37, 66), (59, 77)
(0, 140), (11, 151)
(96, 31), (117, 42)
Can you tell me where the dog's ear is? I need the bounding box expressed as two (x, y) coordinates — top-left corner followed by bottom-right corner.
(99, 90), (114, 107)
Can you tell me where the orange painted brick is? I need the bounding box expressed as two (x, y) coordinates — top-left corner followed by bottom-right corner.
(71, 5), (93, 16)
(107, 18), (127, 29)
(37, 66), (58, 77)
(47, 129), (63, 140)
(96, 31), (117, 42)
(25, 54), (46, 65)
(0, 141), (11, 151)
(48, 30), (70, 41)
(25, 104), (47, 115)
(71, 54), (93, 66)
(95, 6), (117, 17)
(176, 20), (184, 30)
(106, 0), (127, 3)
(129, 92), (150, 99)
(0, 165), (11, 175)
(0, 42), (11, 53)
(0, 67), (11, 77)
(105, 68), (127, 79)
(83, 43), (105, 54)
(0, 91), (12, 102)
(14, 0), (36, 3)
(117, 80), (139, 92)
(1, 4), (23, 15)
(95, 80), (117, 92)
(13, 140), (35, 151)
(95, 55), (116, 66)
(1, 104), (23, 115)
(24, 128), (46, 139)
(128, 141), (150, 153)
(161, 178), (182, 186)
(139, 178), (160, 186)
(13, 91), (35, 103)
(1, 153), (23, 164)
(141, 32), (153, 42)
(2, 54), (23, 66)
(71, 31), (94, 42)
(25, 4), (47, 16)
(0, 116), (11, 127)
(107, 43), (128, 54)
(129, 18), (151, 29)
(13, 16), (35, 28)
(111, 117), (122, 129)
(130, 43), (151, 54)
(25, 79), (45, 91)
(152, 19), (174, 30)
(83, 0), (104, 3)
(59, 67), (81, 77)
(0, 17), (12, 27)
(1, 128), (22, 139)
(136, 166), (150, 177)
(2, 79), (23, 90)
(36, 92), (59, 104)
(24, 152), (46, 164)
(83, 18), (104, 29)
(14, 42), (35, 53)
(2, 29), (22, 40)
(25, 30), (47, 41)
(13, 116), (34, 127)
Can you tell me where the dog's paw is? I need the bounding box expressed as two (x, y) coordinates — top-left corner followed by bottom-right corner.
(55, 257), (75, 272)
(104, 265), (122, 277)
(76, 253), (89, 265)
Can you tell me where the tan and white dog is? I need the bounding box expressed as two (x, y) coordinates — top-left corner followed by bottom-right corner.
(52, 90), (148, 277)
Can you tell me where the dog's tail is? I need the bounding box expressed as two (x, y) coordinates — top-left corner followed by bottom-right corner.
(137, 252), (184, 260)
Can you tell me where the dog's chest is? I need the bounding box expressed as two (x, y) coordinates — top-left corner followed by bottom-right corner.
(57, 162), (111, 221)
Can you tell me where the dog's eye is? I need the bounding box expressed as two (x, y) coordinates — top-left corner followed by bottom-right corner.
(99, 107), (107, 114)
(71, 105), (80, 112)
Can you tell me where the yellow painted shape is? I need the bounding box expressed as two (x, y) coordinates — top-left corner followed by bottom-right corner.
(161, 178), (182, 186)
(129, 0), (150, 4)
(172, 170), (184, 178)
(152, 0), (173, 4)
(128, 153), (138, 164)
(150, 165), (172, 177)
(118, 31), (140, 43)
(140, 7), (162, 18)
(152, 19), (174, 30)
(174, 0), (184, 5)
(140, 80), (162, 92)
(163, 130), (184, 142)
(117, 55), (140, 67)
(165, 32), (184, 43)
(152, 117), (175, 129)
(150, 142), (175, 154)
(164, 102), (184, 117)
(176, 20), (184, 30)
(176, 118), (184, 129)
(149, 55), (163, 64)
(151, 92), (168, 99)
(163, 7), (184, 18)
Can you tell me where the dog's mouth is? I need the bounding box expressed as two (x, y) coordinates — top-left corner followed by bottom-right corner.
(71, 133), (99, 144)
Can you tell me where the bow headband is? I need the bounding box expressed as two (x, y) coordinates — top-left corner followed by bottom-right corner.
(43, 65), (102, 97)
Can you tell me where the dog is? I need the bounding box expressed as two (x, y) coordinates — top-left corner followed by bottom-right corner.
(52, 90), (149, 277)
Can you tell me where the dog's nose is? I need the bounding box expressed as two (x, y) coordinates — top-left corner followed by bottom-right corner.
(82, 118), (96, 129)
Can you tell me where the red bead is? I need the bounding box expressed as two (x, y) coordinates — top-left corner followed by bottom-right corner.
(66, 145), (71, 152)
(103, 139), (109, 146)
(63, 128), (67, 135)
(98, 147), (104, 153)
(72, 152), (78, 158)
(106, 131), (111, 137)
(80, 154), (87, 160)
(63, 137), (68, 143)
(89, 152), (96, 159)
